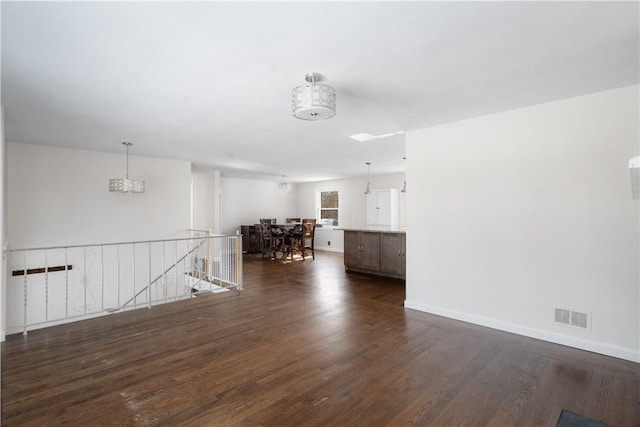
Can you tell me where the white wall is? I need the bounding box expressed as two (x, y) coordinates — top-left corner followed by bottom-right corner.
(1, 108), (5, 341)
(7, 142), (192, 248)
(192, 170), (216, 233)
(220, 177), (297, 235)
(405, 85), (640, 362)
(296, 173), (406, 251)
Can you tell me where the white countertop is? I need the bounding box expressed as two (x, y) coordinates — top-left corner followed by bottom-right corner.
(339, 226), (406, 233)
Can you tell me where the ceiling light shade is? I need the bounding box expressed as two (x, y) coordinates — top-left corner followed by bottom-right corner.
(292, 73), (336, 120)
(364, 182), (373, 195)
(364, 162), (373, 195)
(278, 182), (291, 193)
(109, 142), (145, 193)
(109, 178), (145, 193)
(278, 175), (291, 193)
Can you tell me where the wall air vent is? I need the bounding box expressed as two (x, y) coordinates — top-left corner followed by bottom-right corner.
(571, 311), (588, 329)
(555, 308), (570, 325)
(554, 307), (590, 330)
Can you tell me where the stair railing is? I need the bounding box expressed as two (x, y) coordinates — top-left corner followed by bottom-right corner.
(104, 239), (206, 313)
(4, 233), (243, 335)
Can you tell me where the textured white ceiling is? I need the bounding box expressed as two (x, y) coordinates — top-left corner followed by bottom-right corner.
(2, 1), (638, 182)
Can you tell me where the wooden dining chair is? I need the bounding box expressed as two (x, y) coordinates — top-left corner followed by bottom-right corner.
(301, 218), (317, 260)
(286, 217), (301, 223)
(270, 224), (288, 259)
(287, 223), (303, 259)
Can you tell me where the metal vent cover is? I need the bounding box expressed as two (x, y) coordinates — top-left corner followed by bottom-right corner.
(554, 307), (590, 330)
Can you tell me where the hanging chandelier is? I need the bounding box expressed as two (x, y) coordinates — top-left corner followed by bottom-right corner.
(109, 142), (145, 193)
(292, 72), (336, 120)
(278, 175), (291, 193)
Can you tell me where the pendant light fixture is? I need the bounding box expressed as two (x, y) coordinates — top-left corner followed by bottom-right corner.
(401, 156), (407, 193)
(292, 72), (336, 120)
(109, 142), (145, 193)
(364, 162), (373, 195)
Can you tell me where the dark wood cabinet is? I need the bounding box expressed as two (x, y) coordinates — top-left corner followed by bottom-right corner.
(344, 230), (380, 272)
(241, 225), (262, 253)
(343, 231), (361, 267)
(380, 232), (406, 276)
(344, 230), (405, 279)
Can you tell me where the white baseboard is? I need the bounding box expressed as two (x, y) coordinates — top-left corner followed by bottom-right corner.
(404, 300), (639, 363)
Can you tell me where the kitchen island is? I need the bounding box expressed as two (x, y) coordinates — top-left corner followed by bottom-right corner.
(342, 227), (406, 279)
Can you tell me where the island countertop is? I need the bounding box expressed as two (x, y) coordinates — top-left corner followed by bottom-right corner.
(338, 226), (406, 233)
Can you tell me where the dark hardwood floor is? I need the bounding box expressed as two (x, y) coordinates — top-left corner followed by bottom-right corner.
(2, 251), (638, 426)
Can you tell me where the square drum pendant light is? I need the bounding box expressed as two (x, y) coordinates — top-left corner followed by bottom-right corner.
(109, 142), (145, 193)
(292, 73), (336, 120)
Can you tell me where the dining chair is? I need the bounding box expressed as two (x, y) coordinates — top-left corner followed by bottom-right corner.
(287, 223), (303, 259)
(301, 218), (317, 260)
(286, 217), (301, 223)
(270, 224), (288, 259)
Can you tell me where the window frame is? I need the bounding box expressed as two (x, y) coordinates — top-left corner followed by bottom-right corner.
(317, 190), (339, 229)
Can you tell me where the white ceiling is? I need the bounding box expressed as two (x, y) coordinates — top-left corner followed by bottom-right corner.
(2, 1), (638, 183)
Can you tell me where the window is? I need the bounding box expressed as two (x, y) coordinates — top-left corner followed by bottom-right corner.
(318, 190), (339, 227)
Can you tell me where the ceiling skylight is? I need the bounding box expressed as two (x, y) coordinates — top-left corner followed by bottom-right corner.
(349, 131), (404, 142)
